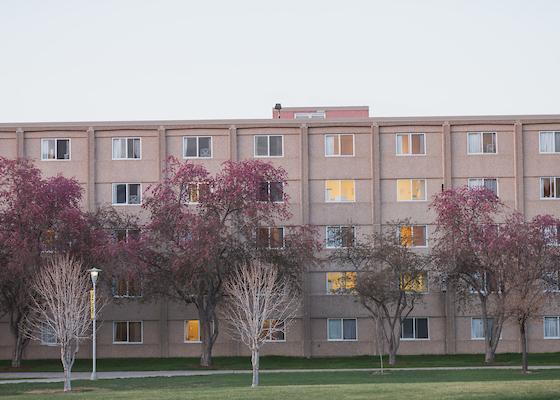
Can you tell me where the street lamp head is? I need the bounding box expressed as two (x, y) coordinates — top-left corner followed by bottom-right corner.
(89, 267), (102, 285)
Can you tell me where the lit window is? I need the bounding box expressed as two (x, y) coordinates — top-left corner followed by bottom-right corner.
(539, 132), (560, 153)
(254, 135), (283, 157)
(183, 136), (212, 158)
(186, 183), (210, 204)
(112, 277), (142, 298)
(468, 132), (496, 154)
(471, 318), (495, 340)
(327, 272), (357, 294)
(401, 317), (429, 340)
(40, 323), (59, 346)
(325, 134), (354, 156)
(112, 138), (141, 159)
(469, 271), (499, 294)
(468, 178), (498, 196)
(400, 272), (428, 293)
(112, 183), (141, 205)
(257, 227), (284, 249)
(327, 318), (357, 341)
(41, 139), (70, 160)
(113, 321), (142, 343)
(544, 317), (560, 339)
(257, 182), (283, 202)
(396, 133), (425, 155)
(185, 320), (200, 342)
(397, 179), (426, 201)
(325, 180), (355, 202)
(541, 177), (560, 199)
(399, 225), (427, 247)
(262, 320), (286, 341)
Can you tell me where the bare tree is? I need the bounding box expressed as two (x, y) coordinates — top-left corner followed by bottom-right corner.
(332, 221), (428, 366)
(24, 255), (101, 392)
(220, 261), (299, 387)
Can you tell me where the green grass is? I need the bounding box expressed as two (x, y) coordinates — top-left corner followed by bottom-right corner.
(3, 370), (560, 399)
(3, 353), (560, 373)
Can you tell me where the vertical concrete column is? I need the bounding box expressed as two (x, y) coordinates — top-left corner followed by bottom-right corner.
(371, 124), (381, 233)
(16, 128), (25, 158)
(442, 122), (452, 189)
(87, 127), (96, 212)
(229, 125), (238, 161)
(158, 126), (167, 181)
(513, 121), (525, 214)
(299, 123), (312, 358)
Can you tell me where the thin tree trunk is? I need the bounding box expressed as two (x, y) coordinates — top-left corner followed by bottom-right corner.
(198, 307), (215, 368)
(251, 348), (260, 388)
(480, 300), (495, 364)
(520, 321), (528, 374)
(11, 332), (27, 368)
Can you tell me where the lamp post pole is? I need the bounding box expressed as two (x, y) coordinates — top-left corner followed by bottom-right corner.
(89, 268), (101, 381)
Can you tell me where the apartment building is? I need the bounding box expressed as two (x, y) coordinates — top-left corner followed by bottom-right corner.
(1, 105), (560, 360)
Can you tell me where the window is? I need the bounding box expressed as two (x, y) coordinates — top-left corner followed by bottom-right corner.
(40, 323), (58, 346)
(325, 180), (355, 202)
(41, 138), (70, 160)
(262, 320), (286, 342)
(186, 183), (210, 204)
(544, 317), (560, 339)
(544, 225), (560, 246)
(257, 227), (284, 249)
(468, 178), (498, 196)
(327, 272), (357, 294)
(114, 228), (140, 242)
(401, 317), (429, 340)
(397, 179), (426, 201)
(326, 226), (355, 249)
(258, 182), (283, 202)
(400, 272), (428, 293)
(469, 271), (498, 294)
(294, 111), (325, 119)
(540, 177), (560, 199)
(112, 183), (141, 205)
(471, 318), (495, 340)
(113, 321), (142, 343)
(539, 132), (560, 153)
(183, 136), (212, 158)
(112, 277), (142, 298)
(467, 132), (497, 154)
(185, 320), (201, 342)
(327, 318), (357, 341)
(254, 135), (283, 157)
(396, 133), (425, 155)
(112, 138), (141, 159)
(399, 225), (427, 247)
(325, 134), (354, 156)
(544, 271), (560, 292)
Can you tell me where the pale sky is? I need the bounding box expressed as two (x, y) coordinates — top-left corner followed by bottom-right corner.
(1, 0), (559, 122)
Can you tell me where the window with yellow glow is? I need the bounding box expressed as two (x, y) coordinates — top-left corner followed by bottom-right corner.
(325, 134), (354, 156)
(400, 272), (428, 293)
(397, 179), (426, 201)
(327, 272), (357, 294)
(399, 225), (427, 247)
(325, 180), (355, 202)
(185, 320), (200, 342)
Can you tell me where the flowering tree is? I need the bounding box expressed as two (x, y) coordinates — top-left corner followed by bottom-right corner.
(0, 157), (109, 367)
(24, 256), (103, 392)
(137, 158), (317, 367)
(221, 261), (299, 387)
(431, 186), (508, 363)
(331, 220), (429, 366)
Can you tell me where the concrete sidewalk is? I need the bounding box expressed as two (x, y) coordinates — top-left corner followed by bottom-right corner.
(3, 365), (560, 385)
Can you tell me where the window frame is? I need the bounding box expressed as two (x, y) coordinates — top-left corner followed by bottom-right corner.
(400, 317), (430, 341)
(540, 177), (560, 200)
(40, 323), (59, 346)
(112, 321), (143, 344)
(112, 137), (142, 160)
(112, 276), (143, 298)
(112, 183), (142, 206)
(327, 318), (358, 342)
(396, 179), (427, 202)
(324, 180), (356, 203)
(467, 178), (499, 197)
(467, 132), (498, 155)
(182, 136), (213, 159)
(294, 111), (325, 119)
(398, 224), (428, 248)
(326, 271), (357, 295)
(395, 133), (426, 156)
(257, 227), (285, 249)
(400, 271), (429, 294)
(40, 138), (71, 161)
(544, 316), (560, 339)
(324, 134), (355, 157)
(325, 226), (355, 249)
(539, 131), (560, 154)
(262, 319), (287, 342)
(253, 135), (284, 158)
(470, 317), (501, 341)
(258, 181), (284, 203)
(184, 319), (202, 343)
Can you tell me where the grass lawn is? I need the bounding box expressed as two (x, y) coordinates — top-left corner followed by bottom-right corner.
(3, 353), (560, 372)
(2, 370), (560, 399)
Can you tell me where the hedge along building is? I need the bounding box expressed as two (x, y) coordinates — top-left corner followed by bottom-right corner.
(1, 105), (560, 360)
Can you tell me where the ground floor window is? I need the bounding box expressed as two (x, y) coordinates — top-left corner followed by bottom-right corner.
(327, 318), (357, 341)
(401, 317), (429, 340)
(262, 319), (286, 342)
(40, 323), (58, 346)
(544, 317), (560, 339)
(113, 321), (143, 343)
(185, 320), (201, 342)
(471, 318), (495, 340)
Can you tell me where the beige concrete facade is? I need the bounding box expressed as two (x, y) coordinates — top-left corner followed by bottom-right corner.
(2, 112), (560, 360)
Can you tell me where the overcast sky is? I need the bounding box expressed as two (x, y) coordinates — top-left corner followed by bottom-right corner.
(1, 0), (559, 122)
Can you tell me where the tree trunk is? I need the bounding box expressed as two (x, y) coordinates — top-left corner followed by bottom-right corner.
(11, 332), (27, 368)
(198, 307), (216, 368)
(520, 321), (528, 374)
(480, 299), (495, 364)
(388, 351), (396, 366)
(63, 367), (72, 392)
(251, 348), (260, 388)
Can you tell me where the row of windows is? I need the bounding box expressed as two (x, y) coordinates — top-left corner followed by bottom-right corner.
(326, 271), (428, 295)
(39, 131), (560, 161)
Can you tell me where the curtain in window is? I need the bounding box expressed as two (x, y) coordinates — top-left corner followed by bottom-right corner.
(113, 139), (125, 159)
(269, 136), (283, 156)
(545, 317), (559, 338)
(484, 179), (498, 195)
(340, 135), (353, 155)
(128, 322), (142, 342)
(471, 319), (484, 338)
(115, 322), (128, 342)
(411, 180), (425, 200)
(325, 135), (337, 155)
(411, 134), (424, 154)
(255, 136), (269, 156)
(541, 132), (555, 153)
(328, 319), (342, 340)
(396, 134), (408, 154)
(468, 133), (481, 153)
(42, 140), (56, 159)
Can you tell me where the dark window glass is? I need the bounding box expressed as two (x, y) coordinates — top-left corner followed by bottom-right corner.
(255, 136), (268, 156)
(556, 132), (560, 152)
(341, 227), (354, 248)
(116, 184), (127, 204)
(257, 182), (269, 201)
(114, 322), (128, 342)
(128, 184), (140, 204)
(56, 139), (70, 159)
(416, 318), (429, 339)
(269, 182), (283, 202)
(185, 137), (197, 157)
(198, 137), (211, 157)
(128, 322), (142, 342)
(256, 228), (269, 248)
(401, 318), (414, 339)
(342, 319), (357, 340)
(269, 136), (283, 156)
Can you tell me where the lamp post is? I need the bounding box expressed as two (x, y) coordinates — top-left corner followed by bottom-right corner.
(89, 267), (101, 381)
